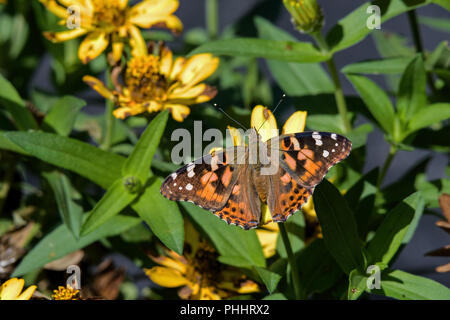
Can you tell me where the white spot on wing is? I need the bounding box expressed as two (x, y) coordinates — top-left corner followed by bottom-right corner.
(323, 150), (329, 158)
(331, 133), (337, 140)
(171, 173), (177, 179)
(315, 139), (323, 146)
(187, 170), (195, 178)
(186, 183), (193, 191)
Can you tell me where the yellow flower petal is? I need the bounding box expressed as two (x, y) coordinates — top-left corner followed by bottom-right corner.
(250, 105), (278, 142)
(164, 103), (190, 122)
(128, 25), (147, 57)
(78, 32), (109, 64)
(112, 39), (125, 63)
(150, 255), (187, 274)
(16, 285), (37, 300)
(0, 278), (24, 300)
(283, 110), (307, 134)
(159, 46), (173, 77)
(169, 56), (186, 81)
(260, 203), (273, 225)
(227, 126), (244, 146)
(169, 83), (206, 100)
(43, 28), (88, 43)
(39, 0), (69, 18)
(302, 195), (316, 219)
(128, 0), (182, 32)
(178, 54), (219, 86)
(145, 266), (189, 288)
(113, 104), (147, 119)
(83, 75), (115, 100)
(256, 228), (279, 258)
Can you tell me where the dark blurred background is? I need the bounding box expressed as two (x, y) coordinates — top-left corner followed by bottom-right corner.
(28, 0), (449, 292)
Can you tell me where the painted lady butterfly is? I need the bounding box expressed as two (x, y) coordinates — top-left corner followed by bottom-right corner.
(160, 129), (351, 230)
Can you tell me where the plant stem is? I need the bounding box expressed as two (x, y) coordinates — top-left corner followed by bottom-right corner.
(100, 67), (115, 151)
(311, 32), (351, 133)
(206, 0), (219, 40)
(407, 9), (436, 94)
(279, 223), (302, 300)
(374, 146), (397, 208)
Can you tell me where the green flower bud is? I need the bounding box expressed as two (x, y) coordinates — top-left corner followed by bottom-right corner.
(283, 0), (324, 34)
(123, 176), (142, 194)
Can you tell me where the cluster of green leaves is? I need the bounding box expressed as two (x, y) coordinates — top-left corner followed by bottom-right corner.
(0, 0), (449, 300)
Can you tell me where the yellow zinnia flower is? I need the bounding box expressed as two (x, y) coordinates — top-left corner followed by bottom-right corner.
(145, 221), (259, 300)
(40, 0), (183, 63)
(227, 105), (322, 257)
(83, 44), (219, 122)
(52, 285), (81, 300)
(0, 278), (36, 300)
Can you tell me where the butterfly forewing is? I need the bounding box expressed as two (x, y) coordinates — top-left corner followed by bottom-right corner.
(271, 131), (352, 188)
(160, 146), (245, 211)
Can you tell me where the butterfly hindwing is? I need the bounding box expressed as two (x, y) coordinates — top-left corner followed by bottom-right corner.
(212, 164), (261, 230)
(266, 166), (313, 223)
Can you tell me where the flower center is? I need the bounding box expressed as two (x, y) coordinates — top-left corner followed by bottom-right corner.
(91, 1), (127, 29)
(125, 55), (169, 102)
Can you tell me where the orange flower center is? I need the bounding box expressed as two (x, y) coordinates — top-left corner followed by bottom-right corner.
(125, 55), (169, 102)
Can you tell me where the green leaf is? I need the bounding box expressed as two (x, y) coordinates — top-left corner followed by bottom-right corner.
(407, 103), (450, 133)
(425, 41), (449, 71)
(42, 96), (86, 136)
(0, 131), (28, 155)
(81, 179), (137, 236)
(348, 269), (368, 300)
(297, 239), (344, 296)
(254, 16), (333, 95)
(122, 110), (169, 184)
(189, 38), (330, 63)
(341, 57), (413, 75)
(346, 74), (396, 135)
(375, 269), (450, 300)
(0, 74), (38, 130)
(432, 0), (450, 11)
(255, 266), (282, 294)
(12, 214), (141, 277)
(43, 171), (84, 239)
(263, 293), (287, 300)
(367, 192), (424, 265)
(346, 124), (374, 149)
(182, 202), (266, 268)
(132, 177), (184, 255)
(4, 131), (125, 189)
(313, 179), (366, 274)
(327, 0), (432, 52)
(276, 212), (305, 258)
(420, 16), (450, 32)
(397, 55), (427, 121)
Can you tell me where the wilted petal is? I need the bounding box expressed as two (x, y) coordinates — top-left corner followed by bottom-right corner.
(78, 32), (109, 64)
(128, 0), (182, 32)
(283, 110), (307, 134)
(159, 46), (173, 77)
(150, 255), (187, 274)
(169, 56), (186, 81)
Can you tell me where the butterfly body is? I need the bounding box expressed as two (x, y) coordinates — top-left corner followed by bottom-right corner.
(161, 130), (351, 230)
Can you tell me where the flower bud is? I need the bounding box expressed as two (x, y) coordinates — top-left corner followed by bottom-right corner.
(283, 0), (324, 34)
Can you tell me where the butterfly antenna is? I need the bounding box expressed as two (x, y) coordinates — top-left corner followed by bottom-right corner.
(214, 103), (248, 130)
(256, 94), (286, 133)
